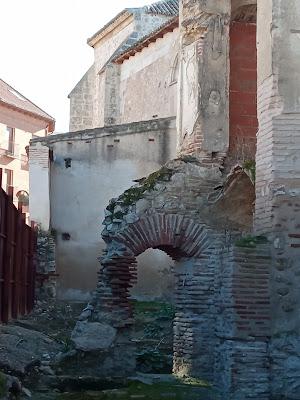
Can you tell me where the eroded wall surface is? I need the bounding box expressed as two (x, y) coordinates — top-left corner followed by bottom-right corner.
(177, 0), (230, 156)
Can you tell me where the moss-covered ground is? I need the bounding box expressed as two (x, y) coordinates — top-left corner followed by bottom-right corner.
(39, 379), (216, 400)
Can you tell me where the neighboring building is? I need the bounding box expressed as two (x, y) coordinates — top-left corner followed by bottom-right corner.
(69, 0), (179, 131)
(0, 78), (55, 214)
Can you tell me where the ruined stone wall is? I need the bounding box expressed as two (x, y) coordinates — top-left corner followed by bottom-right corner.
(177, 0), (230, 158)
(73, 156), (273, 397)
(35, 229), (56, 300)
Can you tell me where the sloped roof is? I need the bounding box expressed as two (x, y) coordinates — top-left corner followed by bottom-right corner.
(0, 78), (55, 129)
(113, 17), (179, 64)
(88, 0), (179, 47)
(146, 0), (179, 16)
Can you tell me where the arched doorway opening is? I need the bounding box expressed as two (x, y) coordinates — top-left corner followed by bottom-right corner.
(96, 213), (217, 380)
(16, 190), (29, 213)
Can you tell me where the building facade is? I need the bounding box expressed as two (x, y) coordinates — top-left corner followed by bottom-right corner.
(69, 1), (179, 131)
(0, 79), (55, 213)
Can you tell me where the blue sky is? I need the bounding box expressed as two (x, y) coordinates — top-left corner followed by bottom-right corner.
(0, 0), (150, 132)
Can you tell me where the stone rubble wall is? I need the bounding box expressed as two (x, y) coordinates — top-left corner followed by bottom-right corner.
(35, 229), (56, 300)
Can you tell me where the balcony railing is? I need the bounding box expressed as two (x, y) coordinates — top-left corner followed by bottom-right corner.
(0, 141), (20, 158)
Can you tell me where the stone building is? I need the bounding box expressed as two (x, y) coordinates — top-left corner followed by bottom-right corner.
(0, 78), (55, 215)
(30, 0), (300, 398)
(69, 0), (179, 131)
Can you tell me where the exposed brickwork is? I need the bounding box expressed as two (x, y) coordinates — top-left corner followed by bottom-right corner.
(115, 214), (211, 258)
(29, 144), (50, 169)
(229, 22), (257, 164)
(215, 244), (271, 399)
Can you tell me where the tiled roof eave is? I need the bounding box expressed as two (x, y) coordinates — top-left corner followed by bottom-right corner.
(113, 17), (179, 65)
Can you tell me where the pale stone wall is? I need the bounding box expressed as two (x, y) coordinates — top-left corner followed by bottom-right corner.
(69, 9), (177, 131)
(69, 65), (95, 132)
(29, 118), (177, 301)
(118, 28), (179, 124)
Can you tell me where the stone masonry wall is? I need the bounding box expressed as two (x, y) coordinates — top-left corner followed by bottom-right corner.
(69, 65), (95, 132)
(35, 229), (56, 300)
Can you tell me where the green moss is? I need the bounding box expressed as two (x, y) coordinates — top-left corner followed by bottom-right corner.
(235, 235), (268, 248)
(56, 380), (213, 400)
(178, 155), (199, 164)
(118, 166), (173, 206)
(0, 372), (7, 398)
(106, 199), (117, 213)
(243, 160), (256, 183)
(113, 211), (124, 220)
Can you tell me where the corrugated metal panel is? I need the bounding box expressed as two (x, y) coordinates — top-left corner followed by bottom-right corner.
(146, 0), (179, 16)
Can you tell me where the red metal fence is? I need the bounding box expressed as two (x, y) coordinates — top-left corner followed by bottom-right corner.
(0, 169), (37, 323)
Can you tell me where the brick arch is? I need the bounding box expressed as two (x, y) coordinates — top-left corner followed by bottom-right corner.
(113, 213), (211, 259)
(97, 213), (213, 319)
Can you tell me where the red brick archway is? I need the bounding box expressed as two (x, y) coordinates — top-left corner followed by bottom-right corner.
(98, 214), (212, 317)
(113, 213), (211, 259)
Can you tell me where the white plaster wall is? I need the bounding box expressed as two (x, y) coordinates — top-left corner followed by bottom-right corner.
(29, 142), (50, 230)
(44, 121), (176, 300)
(119, 29), (179, 124)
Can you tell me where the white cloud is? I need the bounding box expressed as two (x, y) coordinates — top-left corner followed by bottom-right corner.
(0, 0), (150, 132)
